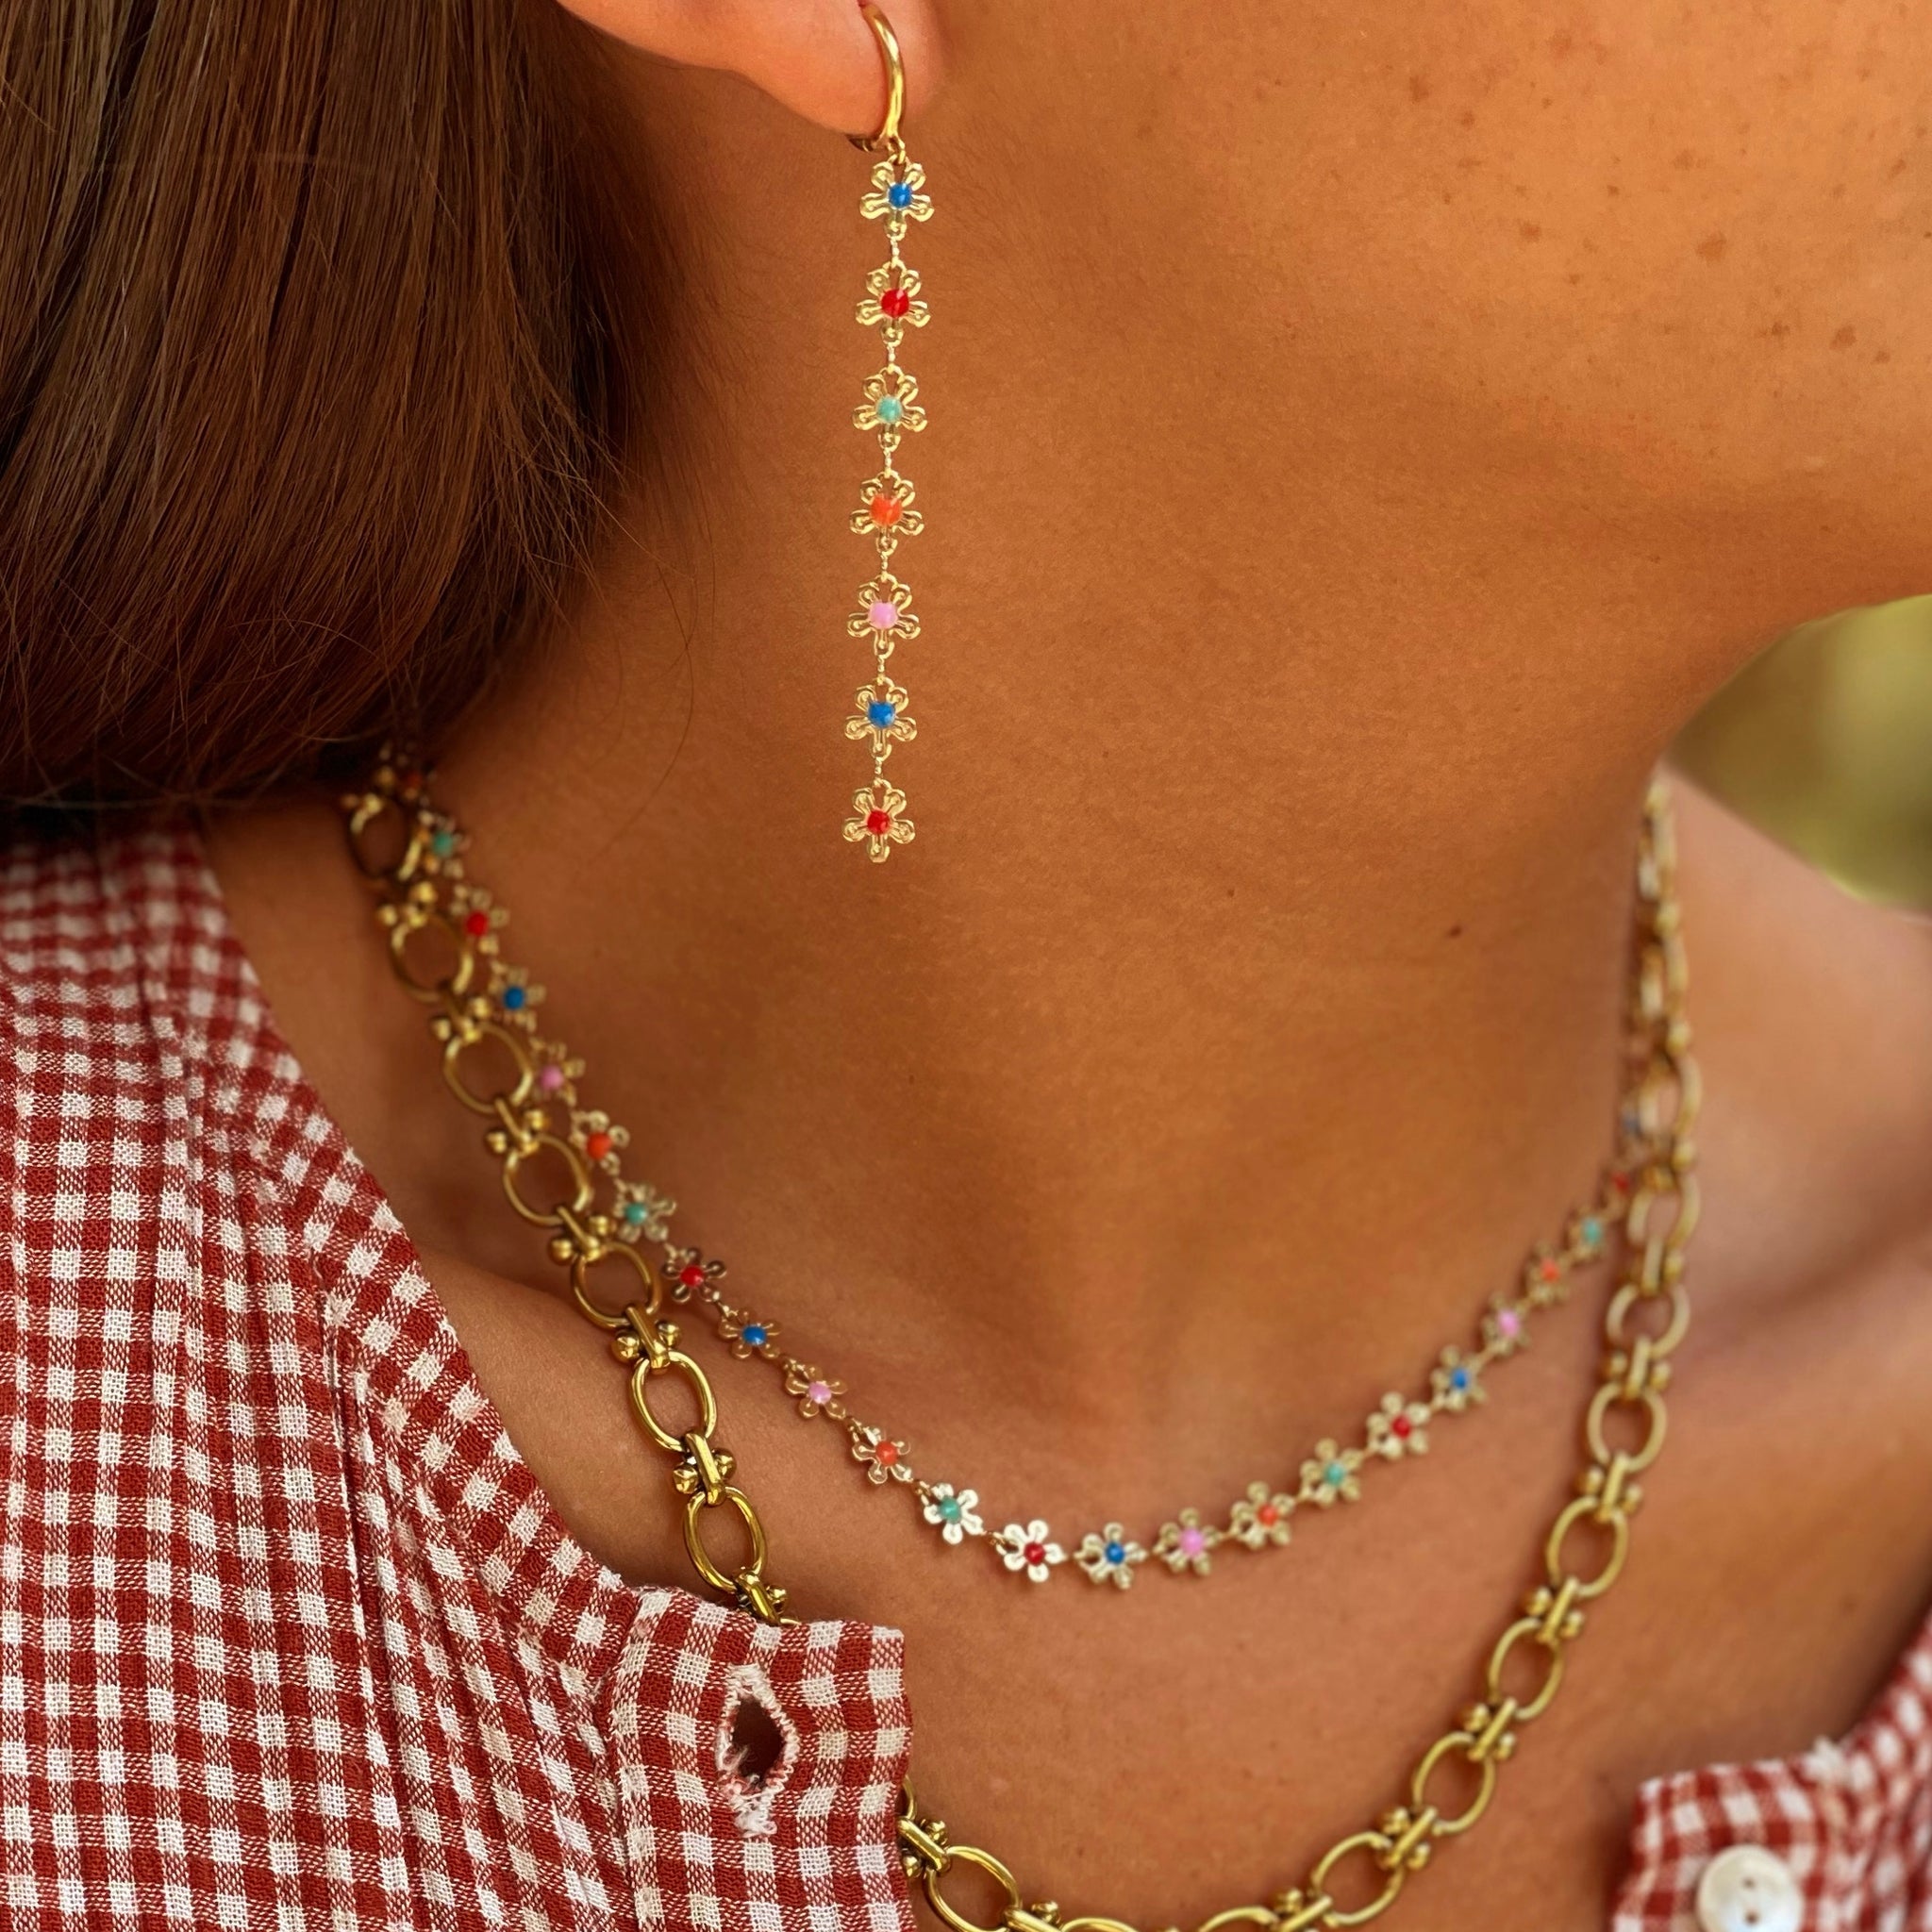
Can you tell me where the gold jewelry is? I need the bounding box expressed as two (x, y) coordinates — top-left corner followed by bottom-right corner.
(843, 2), (931, 859)
(341, 765), (1698, 1932)
(685, 1171), (1625, 1593)
(850, 2), (907, 155)
(341, 760), (1639, 1592)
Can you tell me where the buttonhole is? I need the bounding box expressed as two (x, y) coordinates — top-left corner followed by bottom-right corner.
(725, 1690), (786, 1789)
(713, 1662), (797, 1839)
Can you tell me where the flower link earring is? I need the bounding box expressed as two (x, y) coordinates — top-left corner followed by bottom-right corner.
(841, 2), (932, 862)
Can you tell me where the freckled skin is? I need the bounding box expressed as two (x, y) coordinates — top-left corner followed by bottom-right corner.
(996, 0), (1932, 575)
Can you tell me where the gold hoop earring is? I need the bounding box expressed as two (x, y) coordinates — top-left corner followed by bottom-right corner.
(841, 3), (931, 862)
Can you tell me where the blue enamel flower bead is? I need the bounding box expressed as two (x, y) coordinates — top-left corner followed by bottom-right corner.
(888, 180), (914, 209)
(867, 699), (897, 727)
(742, 1324), (768, 1349)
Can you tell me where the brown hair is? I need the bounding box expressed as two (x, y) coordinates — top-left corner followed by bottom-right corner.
(0, 0), (648, 814)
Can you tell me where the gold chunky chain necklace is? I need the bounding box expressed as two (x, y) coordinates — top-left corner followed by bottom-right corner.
(341, 763), (1699, 1932)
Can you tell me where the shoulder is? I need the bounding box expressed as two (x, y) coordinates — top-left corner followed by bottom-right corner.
(1608, 779), (1932, 1766)
(1674, 774), (1932, 1291)
(0, 819), (247, 1094)
(0, 822), (300, 1279)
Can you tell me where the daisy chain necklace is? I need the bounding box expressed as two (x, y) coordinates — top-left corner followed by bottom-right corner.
(342, 757), (1654, 1596)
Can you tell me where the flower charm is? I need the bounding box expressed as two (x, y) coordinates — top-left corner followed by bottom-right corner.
(921, 1483), (984, 1545)
(447, 886), (506, 958)
(1571, 1210), (1609, 1260)
(844, 781), (914, 862)
(996, 1520), (1065, 1583)
(719, 1309), (781, 1361)
(569, 1108), (628, 1173)
(1523, 1245), (1570, 1306)
(611, 1176), (675, 1245)
(860, 157), (933, 236)
(1156, 1507), (1218, 1576)
(490, 964), (542, 1027)
(854, 370), (926, 437)
(847, 573), (920, 652)
(1075, 1524), (1148, 1588)
(1481, 1297), (1529, 1359)
(1302, 1440), (1362, 1507)
(1228, 1483), (1295, 1550)
(850, 473), (923, 540)
(664, 1246), (726, 1304)
(374, 751), (427, 804)
(782, 1363), (847, 1422)
(1431, 1347), (1487, 1413)
(420, 815), (465, 875)
(528, 1043), (585, 1112)
(1365, 1393), (1432, 1460)
(852, 1424), (913, 1485)
(856, 262), (930, 333)
(847, 678), (917, 756)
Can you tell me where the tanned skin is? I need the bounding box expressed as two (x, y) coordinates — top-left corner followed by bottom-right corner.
(211, 5), (1932, 1923)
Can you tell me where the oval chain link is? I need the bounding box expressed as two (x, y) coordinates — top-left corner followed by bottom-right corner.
(345, 768), (1693, 1932)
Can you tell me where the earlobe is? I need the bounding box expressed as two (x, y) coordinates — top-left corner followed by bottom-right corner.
(550, 0), (942, 139)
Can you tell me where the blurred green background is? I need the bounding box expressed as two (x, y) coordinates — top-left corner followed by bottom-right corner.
(1676, 596), (1932, 908)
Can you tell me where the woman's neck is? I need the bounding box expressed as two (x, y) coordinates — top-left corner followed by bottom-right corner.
(214, 51), (1906, 1427)
(425, 508), (1678, 1425)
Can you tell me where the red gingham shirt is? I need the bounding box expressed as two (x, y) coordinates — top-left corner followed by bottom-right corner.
(0, 825), (1926, 1930)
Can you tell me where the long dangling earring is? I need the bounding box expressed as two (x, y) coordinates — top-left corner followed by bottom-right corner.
(841, 2), (931, 862)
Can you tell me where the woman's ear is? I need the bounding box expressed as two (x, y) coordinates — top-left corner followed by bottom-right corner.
(550, 0), (942, 138)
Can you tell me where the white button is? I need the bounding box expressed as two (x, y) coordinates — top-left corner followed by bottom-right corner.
(1695, 1844), (1804, 1932)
